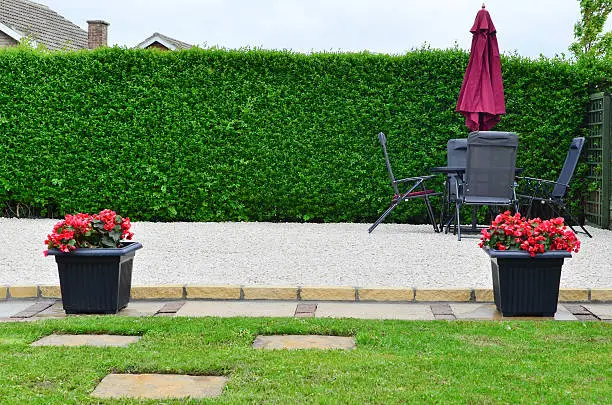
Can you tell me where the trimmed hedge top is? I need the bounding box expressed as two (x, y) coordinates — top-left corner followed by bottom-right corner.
(0, 46), (601, 222)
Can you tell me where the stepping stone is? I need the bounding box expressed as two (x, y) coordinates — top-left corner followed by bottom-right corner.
(91, 374), (227, 400)
(31, 334), (141, 347)
(252, 335), (356, 350)
(316, 302), (434, 320)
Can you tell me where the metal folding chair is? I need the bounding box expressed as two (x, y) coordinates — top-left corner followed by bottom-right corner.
(368, 132), (441, 233)
(452, 131), (519, 240)
(517, 137), (592, 238)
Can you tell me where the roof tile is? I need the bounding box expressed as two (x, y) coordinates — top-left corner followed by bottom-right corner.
(0, 0), (88, 50)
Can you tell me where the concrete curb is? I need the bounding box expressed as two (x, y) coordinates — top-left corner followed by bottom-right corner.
(2, 285), (611, 303)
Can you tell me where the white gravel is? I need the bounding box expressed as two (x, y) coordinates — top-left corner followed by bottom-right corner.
(1, 218), (610, 288)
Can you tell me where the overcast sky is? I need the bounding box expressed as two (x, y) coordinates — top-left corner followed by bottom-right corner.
(39, 0), (610, 58)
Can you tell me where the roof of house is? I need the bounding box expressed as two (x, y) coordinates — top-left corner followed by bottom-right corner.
(136, 32), (192, 50)
(0, 0), (88, 50)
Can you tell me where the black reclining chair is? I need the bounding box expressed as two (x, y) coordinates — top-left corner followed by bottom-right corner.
(368, 132), (441, 233)
(517, 137), (592, 238)
(452, 131), (520, 241)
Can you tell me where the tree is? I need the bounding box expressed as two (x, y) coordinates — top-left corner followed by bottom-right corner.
(570, 0), (612, 58)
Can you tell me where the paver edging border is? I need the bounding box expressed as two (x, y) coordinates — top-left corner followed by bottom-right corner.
(1, 285), (611, 303)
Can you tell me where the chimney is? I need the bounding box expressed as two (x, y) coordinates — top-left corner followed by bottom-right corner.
(87, 20), (109, 49)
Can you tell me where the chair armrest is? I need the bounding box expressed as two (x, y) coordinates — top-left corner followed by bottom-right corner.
(516, 177), (571, 200)
(395, 175), (437, 183)
(451, 175), (465, 199)
(517, 177), (570, 188)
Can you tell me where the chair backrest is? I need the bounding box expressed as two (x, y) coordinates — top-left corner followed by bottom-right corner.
(552, 137), (585, 198)
(377, 132), (399, 195)
(447, 138), (468, 167)
(465, 131), (519, 201)
(447, 139), (467, 194)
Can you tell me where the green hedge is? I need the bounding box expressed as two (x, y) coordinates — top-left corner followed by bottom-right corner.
(0, 46), (600, 222)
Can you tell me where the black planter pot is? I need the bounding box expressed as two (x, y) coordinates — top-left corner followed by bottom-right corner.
(47, 242), (143, 314)
(483, 249), (572, 317)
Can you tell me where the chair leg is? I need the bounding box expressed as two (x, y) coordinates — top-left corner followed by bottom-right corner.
(455, 202), (462, 241)
(423, 194), (440, 233)
(440, 180), (453, 232)
(444, 209), (455, 234)
(368, 199), (402, 233)
(579, 223), (593, 238)
(525, 197), (534, 219)
(439, 185), (448, 232)
(471, 206), (478, 232)
(556, 201), (593, 238)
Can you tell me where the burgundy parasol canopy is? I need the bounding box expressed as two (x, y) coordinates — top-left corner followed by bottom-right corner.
(456, 4), (505, 132)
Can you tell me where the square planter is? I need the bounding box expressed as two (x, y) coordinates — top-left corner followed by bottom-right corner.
(47, 242), (142, 314)
(484, 249), (571, 317)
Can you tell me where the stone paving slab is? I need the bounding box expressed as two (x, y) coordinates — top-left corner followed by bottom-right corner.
(91, 373), (227, 400)
(295, 312), (315, 318)
(315, 302), (435, 320)
(563, 304), (595, 315)
(27, 301), (175, 319)
(252, 335), (356, 350)
(156, 301), (185, 314)
(31, 334), (141, 347)
(11, 301), (55, 318)
(584, 304), (612, 320)
(34, 302), (68, 319)
(434, 314), (456, 320)
(430, 303), (454, 315)
(574, 314), (600, 321)
(295, 303), (317, 313)
(154, 312), (176, 317)
(176, 301), (297, 317)
(117, 301), (168, 317)
(431, 303), (456, 320)
(451, 304), (578, 321)
(0, 300), (37, 318)
(3, 299), (611, 321)
(295, 303), (317, 318)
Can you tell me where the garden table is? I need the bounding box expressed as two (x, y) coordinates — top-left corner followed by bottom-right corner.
(430, 166), (524, 235)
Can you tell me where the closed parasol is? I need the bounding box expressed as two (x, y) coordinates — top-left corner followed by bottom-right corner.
(456, 4), (505, 132)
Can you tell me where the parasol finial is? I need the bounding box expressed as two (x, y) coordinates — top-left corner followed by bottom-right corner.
(482, 3), (486, 8)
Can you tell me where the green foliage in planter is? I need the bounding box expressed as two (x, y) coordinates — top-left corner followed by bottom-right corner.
(0, 46), (603, 222)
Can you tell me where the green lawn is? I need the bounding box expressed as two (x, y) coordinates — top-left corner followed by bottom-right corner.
(0, 317), (610, 404)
